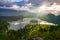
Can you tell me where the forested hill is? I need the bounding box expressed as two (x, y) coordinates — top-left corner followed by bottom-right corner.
(39, 13), (60, 24)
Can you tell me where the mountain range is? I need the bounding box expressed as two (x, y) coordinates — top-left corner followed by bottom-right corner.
(0, 8), (60, 24)
(39, 13), (60, 24)
(0, 8), (37, 17)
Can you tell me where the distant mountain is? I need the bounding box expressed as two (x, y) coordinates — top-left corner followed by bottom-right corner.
(0, 8), (60, 24)
(0, 8), (38, 21)
(39, 13), (60, 24)
(0, 8), (19, 16)
(0, 8), (37, 17)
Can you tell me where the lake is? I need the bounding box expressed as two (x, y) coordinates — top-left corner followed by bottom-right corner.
(8, 18), (41, 30)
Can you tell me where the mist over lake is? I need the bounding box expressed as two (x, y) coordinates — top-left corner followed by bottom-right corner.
(0, 8), (60, 30)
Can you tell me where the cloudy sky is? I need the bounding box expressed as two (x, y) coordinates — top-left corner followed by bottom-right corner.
(0, 0), (60, 7)
(0, 0), (60, 15)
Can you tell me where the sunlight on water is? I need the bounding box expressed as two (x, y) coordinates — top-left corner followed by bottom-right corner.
(13, 22), (20, 25)
(40, 21), (56, 25)
(9, 22), (20, 25)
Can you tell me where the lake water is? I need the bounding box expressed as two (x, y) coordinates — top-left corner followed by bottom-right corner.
(8, 18), (41, 30)
(8, 18), (56, 30)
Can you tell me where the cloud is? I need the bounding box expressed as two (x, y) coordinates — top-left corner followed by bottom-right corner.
(0, 0), (60, 7)
(27, 0), (60, 6)
(0, 0), (60, 15)
(0, 0), (52, 7)
(27, 0), (53, 6)
(1, 2), (60, 15)
(53, 0), (60, 4)
(0, 0), (13, 7)
(0, 0), (13, 4)
(0, 0), (13, 2)
(35, 3), (60, 13)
